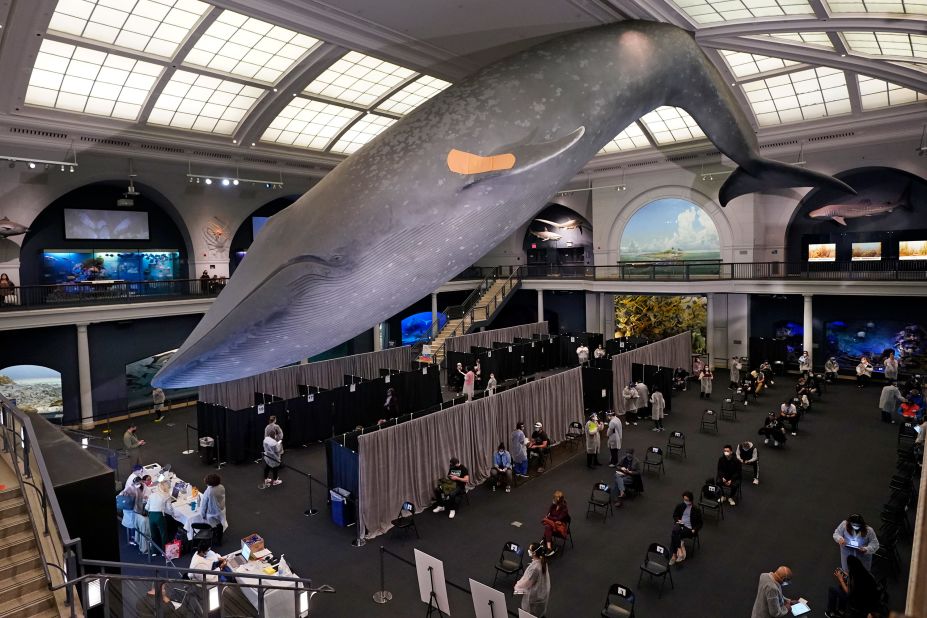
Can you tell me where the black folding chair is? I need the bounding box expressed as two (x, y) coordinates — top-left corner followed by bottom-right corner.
(565, 421), (584, 451)
(720, 398), (738, 421)
(492, 541), (524, 586)
(637, 543), (674, 598)
(898, 422), (917, 447)
(666, 431), (686, 458)
(551, 516), (574, 554)
(390, 501), (419, 539)
(587, 482), (613, 523)
(642, 446), (665, 476)
(699, 483), (724, 520)
(601, 583), (635, 617)
(699, 409), (718, 433)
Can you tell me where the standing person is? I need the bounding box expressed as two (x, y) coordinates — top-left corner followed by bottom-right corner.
(737, 440), (760, 485)
(486, 373), (497, 395)
(118, 483), (139, 546)
(511, 422), (529, 477)
(490, 443), (513, 493)
(635, 381), (651, 423)
(145, 480), (172, 554)
(541, 491), (569, 555)
(584, 413), (603, 468)
(856, 357), (873, 388)
(824, 357), (840, 383)
(383, 388), (399, 417)
(432, 457), (469, 519)
(751, 566), (795, 618)
(833, 514), (879, 572)
(669, 491), (702, 565)
(593, 344), (606, 361)
(265, 415), (283, 441)
(730, 356), (743, 387)
(514, 543), (551, 617)
(606, 411), (623, 467)
(152, 387), (166, 422)
(883, 350), (899, 383)
(133, 477), (152, 553)
(716, 445), (742, 506)
(462, 365), (476, 401)
(622, 382), (640, 426)
(798, 351), (812, 376)
(576, 343), (589, 367)
(123, 425), (145, 465)
(699, 366), (714, 400)
(262, 433), (284, 487)
(650, 387), (666, 432)
(199, 270), (210, 293)
(455, 362), (465, 393)
(198, 473), (227, 546)
(879, 381), (906, 424)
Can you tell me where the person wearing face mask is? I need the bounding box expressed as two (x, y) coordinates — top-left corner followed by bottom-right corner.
(606, 411), (623, 467)
(511, 422), (529, 477)
(622, 382), (640, 426)
(541, 491), (569, 556)
(730, 356), (743, 388)
(751, 565), (795, 618)
(716, 444), (742, 506)
(514, 543), (551, 616)
(833, 514), (880, 572)
(798, 351), (812, 376)
(856, 357), (873, 388)
(584, 414), (603, 468)
(882, 350), (899, 383)
(490, 442), (513, 492)
(825, 555), (883, 618)
(824, 357), (840, 384)
(650, 387), (666, 432)
(779, 400), (800, 436)
(669, 490), (702, 565)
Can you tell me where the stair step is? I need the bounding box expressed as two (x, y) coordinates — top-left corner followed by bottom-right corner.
(0, 488), (23, 504)
(0, 514), (31, 540)
(0, 571), (48, 606)
(0, 587), (56, 618)
(0, 551), (42, 581)
(0, 499), (27, 520)
(0, 531), (37, 561)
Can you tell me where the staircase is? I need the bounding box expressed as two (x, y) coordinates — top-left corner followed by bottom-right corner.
(431, 268), (521, 365)
(0, 487), (58, 618)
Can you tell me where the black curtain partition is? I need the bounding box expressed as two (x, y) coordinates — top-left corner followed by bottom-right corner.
(581, 366), (614, 413)
(631, 363), (674, 413)
(559, 332), (604, 366)
(749, 337), (789, 370)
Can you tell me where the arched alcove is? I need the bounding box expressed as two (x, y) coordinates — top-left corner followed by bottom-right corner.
(228, 195), (300, 274)
(19, 181), (192, 285)
(523, 203), (593, 266)
(0, 365), (62, 420)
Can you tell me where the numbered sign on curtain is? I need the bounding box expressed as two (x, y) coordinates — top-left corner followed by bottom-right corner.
(308, 394), (314, 402)
(385, 375), (390, 384)
(620, 342), (625, 349)
(488, 351), (492, 358)
(601, 389), (607, 398)
(350, 383), (356, 392)
(571, 337), (575, 343)
(508, 346), (512, 352)
(531, 342), (535, 348)
(257, 404), (265, 415)
(422, 367), (428, 375)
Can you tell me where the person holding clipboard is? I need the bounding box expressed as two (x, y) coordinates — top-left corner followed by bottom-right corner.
(750, 565), (805, 618)
(833, 514), (880, 572)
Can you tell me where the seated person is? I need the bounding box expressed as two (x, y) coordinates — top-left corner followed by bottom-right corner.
(541, 490), (569, 556)
(736, 440), (760, 485)
(758, 412), (788, 447)
(826, 555), (882, 618)
(612, 448), (643, 503)
(669, 491), (703, 565)
(490, 443), (514, 492)
(432, 457), (469, 519)
(779, 400), (800, 436)
(189, 540), (234, 583)
(759, 360), (775, 386)
(528, 422), (550, 470)
(804, 373), (821, 396)
(824, 357), (840, 383)
(672, 368), (689, 391)
(752, 370), (766, 396)
(716, 445), (742, 506)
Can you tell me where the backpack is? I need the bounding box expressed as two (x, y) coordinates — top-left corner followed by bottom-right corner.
(116, 493), (134, 511)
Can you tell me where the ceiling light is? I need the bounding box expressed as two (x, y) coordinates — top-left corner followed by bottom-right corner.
(204, 178), (212, 185)
(69, 166), (74, 173)
(232, 140), (237, 144)
(60, 165), (65, 171)
(27, 162), (35, 169)
(221, 178), (230, 186)
(233, 179), (239, 186)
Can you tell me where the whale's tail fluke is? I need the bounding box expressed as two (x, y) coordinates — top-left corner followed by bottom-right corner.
(718, 158), (856, 207)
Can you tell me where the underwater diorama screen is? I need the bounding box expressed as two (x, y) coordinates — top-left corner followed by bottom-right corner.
(42, 250), (181, 283)
(401, 311), (447, 345)
(824, 320), (927, 374)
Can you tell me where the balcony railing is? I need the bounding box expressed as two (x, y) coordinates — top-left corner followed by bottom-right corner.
(0, 278), (225, 311)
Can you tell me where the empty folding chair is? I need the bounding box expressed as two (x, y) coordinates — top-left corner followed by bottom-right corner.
(637, 543), (674, 598)
(642, 447), (665, 476)
(390, 501), (419, 539)
(898, 422), (917, 447)
(720, 398), (738, 422)
(587, 482), (613, 523)
(191, 522), (214, 545)
(699, 482), (724, 520)
(565, 421), (584, 451)
(600, 583), (635, 618)
(699, 409), (718, 434)
(666, 431), (686, 459)
(492, 542), (524, 586)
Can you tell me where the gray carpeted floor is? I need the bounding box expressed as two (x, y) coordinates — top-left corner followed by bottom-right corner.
(100, 371), (914, 617)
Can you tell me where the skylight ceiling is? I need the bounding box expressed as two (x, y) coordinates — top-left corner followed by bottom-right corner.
(375, 75), (452, 115)
(843, 32), (927, 61)
(48, 0), (210, 58)
(598, 123), (651, 153)
(857, 75), (926, 110)
(304, 51), (416, 107)
(329, 113), (396, 154)
(184, 11), (319, 83)
(261, 98), (360, 149)
(825, 0), (927, 14)
(742, 67), (851, 126)
(148, 70), (264, 134)
(751, 33), (835, 50)
(721, 50), (799, 78)
(639, 107), (706, 144)
(670, 0), (814, 25)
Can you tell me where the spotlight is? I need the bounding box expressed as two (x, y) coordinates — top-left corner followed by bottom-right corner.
(204, 178), (212, 185)
(232, 179), (239, 186)
(44, 164), (49, 170)
(196, 177), (200, 183)
(265, 183), (270, 189)
(27, 162), (35, 169)
(69, 166), (74, 172)
(188, 177), (193, 183)
(60, 165), (65, 171)
(221, 178), (230, 186)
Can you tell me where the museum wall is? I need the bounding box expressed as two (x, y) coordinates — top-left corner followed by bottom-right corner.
(0, 326), (80, 422)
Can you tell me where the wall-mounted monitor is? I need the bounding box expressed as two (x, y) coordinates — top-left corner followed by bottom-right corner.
(64, 209), (149, 240)
(252, 216), (269, 239)
(851, 242), (881, 261)
(807, 243), (836, 262)
(899, 240), (927, 261)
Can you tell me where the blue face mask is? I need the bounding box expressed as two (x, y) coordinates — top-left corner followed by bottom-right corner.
(781, 580), (791, 588)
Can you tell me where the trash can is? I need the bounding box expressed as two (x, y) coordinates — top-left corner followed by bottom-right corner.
(330, 488), (353, 527)
(199, 436), (215, 464)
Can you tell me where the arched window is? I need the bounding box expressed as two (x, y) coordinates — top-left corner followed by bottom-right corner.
(619, 198), (719, 262)
(0, 365), (62, 420)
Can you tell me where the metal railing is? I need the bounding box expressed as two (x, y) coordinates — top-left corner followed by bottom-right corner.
(0, 277), (225, 311)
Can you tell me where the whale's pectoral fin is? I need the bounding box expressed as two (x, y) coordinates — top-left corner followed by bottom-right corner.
(832, 216), (847, 226)
(449, 126), (585, 186)
(718, 157), (856, 207)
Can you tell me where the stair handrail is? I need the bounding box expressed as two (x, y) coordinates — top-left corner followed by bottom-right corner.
(0, 393), (84, 614)
(430, 266), (503, 362)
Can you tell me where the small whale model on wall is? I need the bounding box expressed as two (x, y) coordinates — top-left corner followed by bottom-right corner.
(809, 183), (912, 226)
(0, 217), (29, 238)
(154, 20), (855, 388)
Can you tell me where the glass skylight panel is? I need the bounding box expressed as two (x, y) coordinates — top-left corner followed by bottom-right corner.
(25, 39), (162, 120)
(638, 107), (705, 144)
(844, 32), (927, 60)
(184, 10), (318, 83)
(826, 0), (927, 14)
(752, 33), (835, 49)
(304, 51), (416, 107)
(742, 67), (851, 126)
(669, 0), (814, 25)
(857, 75), (925, 109)
(598, 123), (651, 153)
(329, 113), (396, 154)
(147, 70), (264, 134)
(48, 0), (210, 58)
(721, 50), (799, 78)
(374, 75), (451, 115)
(261, 98), (360, 150)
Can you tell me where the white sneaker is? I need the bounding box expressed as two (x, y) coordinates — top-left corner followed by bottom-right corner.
(753, 478), (759, 485)
(272, 479), (283, 486)
(773, 441), (780, 447)
(652, 427), (661, 432)
(791, 432), (797, 436)
(505, 487), (511, 493)
(448, 510), (456, 519)
(433, 506), (445, 513)
(728, 498), (736, 506)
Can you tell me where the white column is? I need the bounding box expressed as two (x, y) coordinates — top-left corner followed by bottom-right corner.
(537, 290), (544, 323)
(76, 323), (94, 430)
(803, 294), (813, 359)
(373, 323), (383, 352)
(706, 294), (715, 368)
(604, 294), (616, 340)
(431, 293), (438, 338)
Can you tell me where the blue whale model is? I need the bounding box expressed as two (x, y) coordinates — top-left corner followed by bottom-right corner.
(154, 21), (854, 388)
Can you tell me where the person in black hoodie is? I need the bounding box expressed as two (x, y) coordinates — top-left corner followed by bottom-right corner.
(716, 445), (742, 506)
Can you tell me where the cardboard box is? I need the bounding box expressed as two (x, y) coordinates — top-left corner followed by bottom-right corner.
(241, 533), (265, 557)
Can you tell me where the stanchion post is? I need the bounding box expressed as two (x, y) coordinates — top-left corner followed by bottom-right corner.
(304, 473), (318, 516)
(351, 497), (365, 547)
(371, 546), (393, 604)
(181, 424), (194, 455)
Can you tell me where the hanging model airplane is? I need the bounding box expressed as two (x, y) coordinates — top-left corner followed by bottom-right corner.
(808, 183), (912, 226)
(0, 217), (28, 238)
